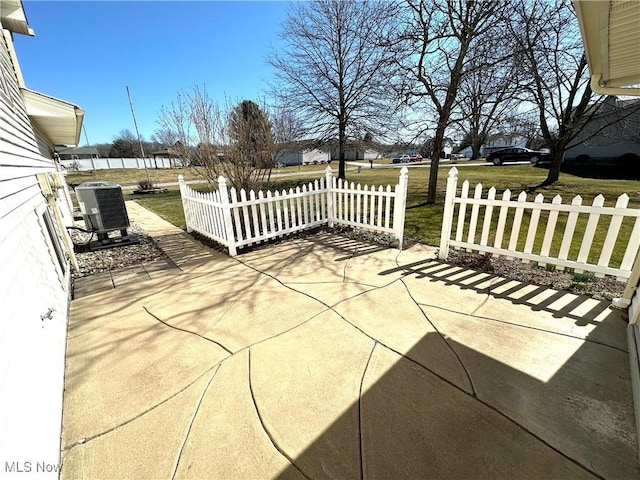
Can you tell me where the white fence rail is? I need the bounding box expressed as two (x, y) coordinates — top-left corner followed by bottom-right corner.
(179, 166), (408, 256)
(61, 157), (176, 171)
(439, 167), (640, 280)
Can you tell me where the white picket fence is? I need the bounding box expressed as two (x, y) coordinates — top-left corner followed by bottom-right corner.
(439, 167), (640, 280)
(179, 166), (408, 256)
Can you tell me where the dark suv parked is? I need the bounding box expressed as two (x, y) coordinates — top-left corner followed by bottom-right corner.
(486, 147), (550, 166)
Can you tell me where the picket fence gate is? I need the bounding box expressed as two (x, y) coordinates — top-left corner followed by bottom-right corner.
(439, 167), (640, 281)
(179, 166), (408, 256)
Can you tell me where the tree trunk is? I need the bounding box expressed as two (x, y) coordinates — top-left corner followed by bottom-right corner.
(427, 122), (447, 204)
(471, 142), (482, 160)
(338, 120), (347, 180)
(544, 145), (564, 185)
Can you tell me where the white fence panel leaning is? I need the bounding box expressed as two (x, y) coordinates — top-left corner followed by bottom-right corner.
(179, 166), (408, 256)
(439, 167), (640, 281)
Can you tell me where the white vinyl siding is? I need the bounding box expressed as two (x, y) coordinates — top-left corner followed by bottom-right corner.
(0, 25), (71, 471)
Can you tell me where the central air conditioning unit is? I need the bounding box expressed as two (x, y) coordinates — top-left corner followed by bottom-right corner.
(75, 181), (139, 250)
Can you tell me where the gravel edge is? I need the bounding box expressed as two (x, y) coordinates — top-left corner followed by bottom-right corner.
(70, 222), (167, 279)
(446, 249), (626, 302)
(70, 222), (626, 301)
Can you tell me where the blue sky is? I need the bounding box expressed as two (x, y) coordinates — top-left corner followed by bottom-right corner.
(14, 1), (291, 145)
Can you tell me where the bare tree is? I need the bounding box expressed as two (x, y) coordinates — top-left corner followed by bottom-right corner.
(152, 128), (179, 149)
(157, 86), (275, 191)
(454, 37), (523, 159)
(268, 0), (398, 180)
(270, 101), (308, 164)
(390, 0), (504, 204)
(271, 102), (305, 147)
(501, 111), (543, 149)
(93, 143), (111, 158)
(507, 0), (603, 185)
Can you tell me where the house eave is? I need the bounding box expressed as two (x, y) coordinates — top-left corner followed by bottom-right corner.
(574, 0), (640, 96)
(21, 88), (84, 147)
(1, 0), (34, 36)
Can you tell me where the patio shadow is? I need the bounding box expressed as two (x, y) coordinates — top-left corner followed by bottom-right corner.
(268, 328), (636, 479)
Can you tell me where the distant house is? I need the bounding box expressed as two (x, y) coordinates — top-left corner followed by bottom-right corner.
(563, 96), (640, 175)
(58, 145), (99, 160)
(58, 146), (99, 170)
(333, 148), (381, 161)
(275, 140), (330, 166)
(1, 2), (84, 468)
(152, 146), (182, 167)
(330, 141), (381, 161)
(456, 146), (475, 158)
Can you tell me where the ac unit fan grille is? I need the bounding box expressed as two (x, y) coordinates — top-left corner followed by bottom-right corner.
(95, 188), (130, 230)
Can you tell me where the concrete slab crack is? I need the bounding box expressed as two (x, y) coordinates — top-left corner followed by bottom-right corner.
(143, 306), (233, 355)
(272, 239), (307, 278)
(236, 251), (404, 311)
(358, 342), (376, 480)
(398, 275), (477, 397)
(208, 278), (260, 329)
(285, 280), (380, 289)
(386, 252), (613, 479)
(171, 364), (221, 479)
(240, 247), (479, 404)
(236, 257), (335, 310)
(342, 246), (357, 283)
(61, 363), (221, 453)
(372, 343), (606, 480)
(234, 249), (605, 479)
(414, 302), (628, 354)
(334, 308), (475, 401)
(393, 246), (477, 395)
(468, 277), (495, 316)
(247, 348), (310, 479)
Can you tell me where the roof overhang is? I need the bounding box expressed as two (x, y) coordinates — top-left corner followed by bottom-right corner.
(1, 0), (34, 36)
(21, 88), (84, 147)
(574, 0), (640, 96)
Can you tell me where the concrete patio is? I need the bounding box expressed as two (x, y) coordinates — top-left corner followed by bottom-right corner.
(60, 201), (638, 479)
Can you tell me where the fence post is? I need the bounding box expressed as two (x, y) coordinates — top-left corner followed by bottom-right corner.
(439, 167), (458, 260)
(393, 166), (409, 250)
(613, 249), (640, 314)
(218, 176), (237, 256)
(178, 175), (193, 233)
(325, 166), (334, 227)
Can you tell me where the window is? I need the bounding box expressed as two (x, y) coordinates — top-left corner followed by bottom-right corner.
(42, 209), (67, 275)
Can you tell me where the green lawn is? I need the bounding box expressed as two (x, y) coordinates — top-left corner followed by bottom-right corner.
(65, 167), (205, 186)
(65, 162), (351, 187)
(126, 164), (640, 266)
(131, 188), (187, 228)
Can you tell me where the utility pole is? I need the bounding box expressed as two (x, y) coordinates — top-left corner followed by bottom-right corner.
(125, 85), (150, 183)
(82, 124), (97, 172)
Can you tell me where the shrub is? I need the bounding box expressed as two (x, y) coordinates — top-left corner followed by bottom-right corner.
(138, 179), (155, 190)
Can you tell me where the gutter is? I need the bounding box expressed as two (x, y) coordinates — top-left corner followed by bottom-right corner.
(628, 325), (640, 465)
